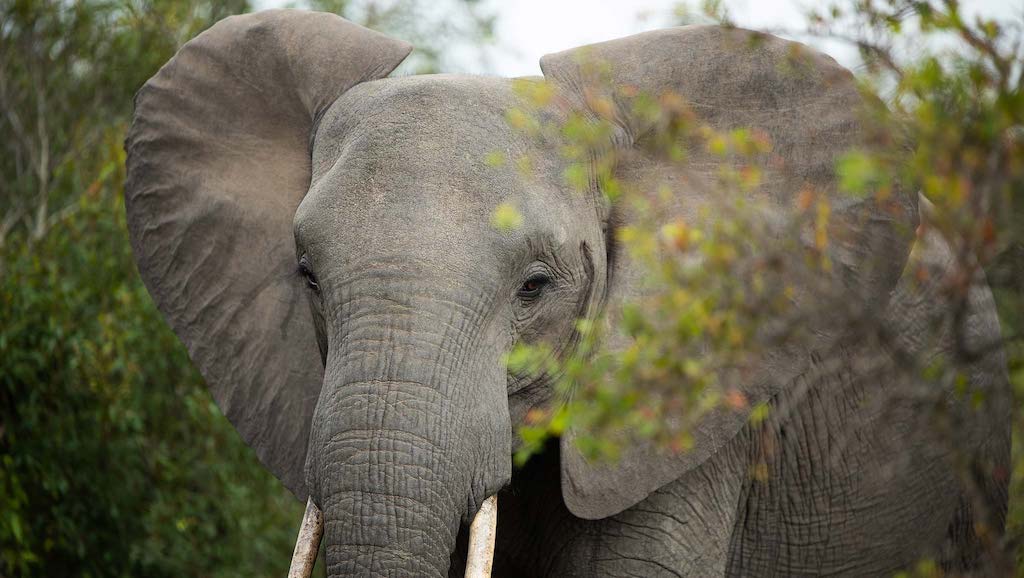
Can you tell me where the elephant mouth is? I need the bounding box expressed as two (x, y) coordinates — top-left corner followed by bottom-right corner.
(287, 494), (500, 578)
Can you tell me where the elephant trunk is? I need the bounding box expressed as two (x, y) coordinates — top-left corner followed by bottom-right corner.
(304, 283), (512, 578)
(323, 492), (453, 576)
(314, 385), (500, 577)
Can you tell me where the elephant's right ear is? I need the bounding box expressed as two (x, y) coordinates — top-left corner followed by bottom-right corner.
(124, 10), (411, 500)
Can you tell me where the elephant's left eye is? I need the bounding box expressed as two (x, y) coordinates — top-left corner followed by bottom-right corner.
(517, 274), (550, 300)
(298, 256), (319, 292)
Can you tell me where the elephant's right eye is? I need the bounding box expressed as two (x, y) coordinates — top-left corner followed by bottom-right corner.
(298, 256), (319, 292)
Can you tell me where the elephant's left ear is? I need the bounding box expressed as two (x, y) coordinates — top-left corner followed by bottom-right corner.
(124, 10), (411, 500)
(541, 26), (916, 519)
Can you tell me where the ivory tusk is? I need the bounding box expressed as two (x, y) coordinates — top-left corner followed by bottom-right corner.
(464, 495), (498, 578)
(288, 497), (324, 578)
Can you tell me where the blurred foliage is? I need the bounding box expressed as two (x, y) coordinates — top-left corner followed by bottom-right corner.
(0, 0), (248, 250)
(500, 0), (1023, 574)
(0, 0), (492, 576)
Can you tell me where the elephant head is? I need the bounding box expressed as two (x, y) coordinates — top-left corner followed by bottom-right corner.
(125, 11), (914, 576)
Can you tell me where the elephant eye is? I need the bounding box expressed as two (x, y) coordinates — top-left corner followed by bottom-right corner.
(298, 256), (319, 292)
(517, 274), (550, 300)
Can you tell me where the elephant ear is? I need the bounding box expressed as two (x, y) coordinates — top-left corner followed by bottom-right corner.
(124, 10), (411, 499)
(540, 25), (915, 519)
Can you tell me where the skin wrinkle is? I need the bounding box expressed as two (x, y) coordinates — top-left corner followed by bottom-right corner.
(605, 517), (690, 553)
(321, 487), (451, 543)
(319, 498), (448, 553)
(326, 278), (496, 338)
(323, 469), (452, 521)
(324, 543), (423, 566)
(596, 545), (684, 578)
(329, 294), (491, 372)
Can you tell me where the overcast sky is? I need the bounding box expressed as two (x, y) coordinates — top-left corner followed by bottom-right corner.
(257, 0), (1021, 75)
(482, 0), (821, 75)
(447, 0), (1016, 76)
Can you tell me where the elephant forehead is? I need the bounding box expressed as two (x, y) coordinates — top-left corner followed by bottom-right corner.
(312, 73), (538, 185)
(297, 74), (575, 267)
(309, 75), (528, 212)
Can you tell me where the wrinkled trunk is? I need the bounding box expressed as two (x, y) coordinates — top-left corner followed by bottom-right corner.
(306, 282), (511, 578)
(321, 427), (458, 576)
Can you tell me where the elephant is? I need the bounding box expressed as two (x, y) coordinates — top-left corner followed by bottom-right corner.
(123, 9), (1011, 577)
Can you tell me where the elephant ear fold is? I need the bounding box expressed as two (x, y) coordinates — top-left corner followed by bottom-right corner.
(124, 10), (411, 499)
(540, 26), (916, 519)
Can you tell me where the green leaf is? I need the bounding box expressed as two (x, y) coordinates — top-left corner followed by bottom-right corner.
(491, 202), (523, 231)
(836, 150), (878, 197)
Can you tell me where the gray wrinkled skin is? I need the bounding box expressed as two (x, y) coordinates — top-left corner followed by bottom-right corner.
(124, 11), (1011, 577)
